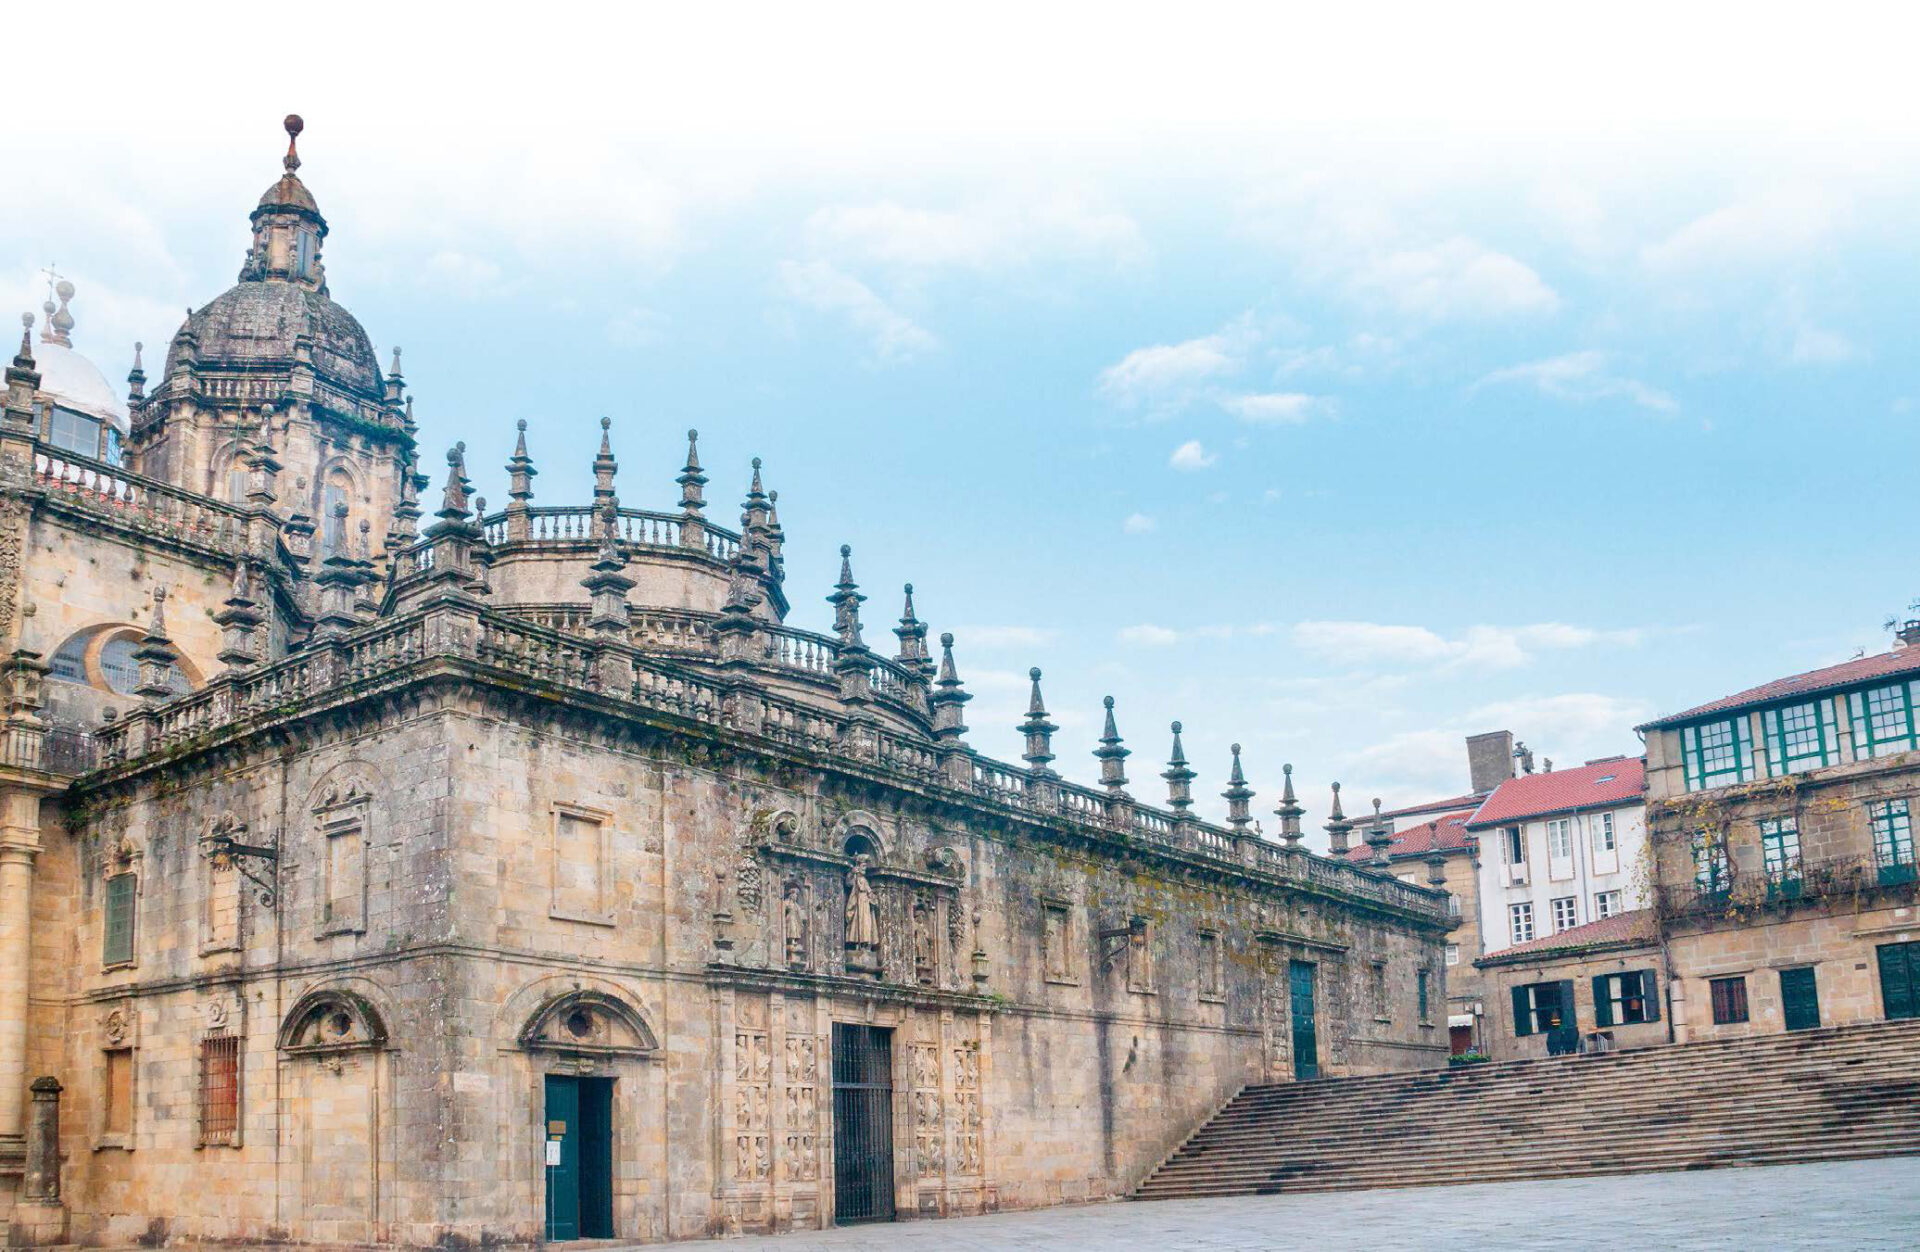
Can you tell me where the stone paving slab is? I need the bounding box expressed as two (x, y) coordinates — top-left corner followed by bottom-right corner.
(647, 1156), (1920, 1250)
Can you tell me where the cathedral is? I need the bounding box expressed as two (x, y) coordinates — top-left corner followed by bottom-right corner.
(0, 118), (1448, 1245)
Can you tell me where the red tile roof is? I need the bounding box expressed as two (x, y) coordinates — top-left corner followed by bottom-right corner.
(1477, 909), (1656, 965)
(1465, 757), (1644, 829)
(1639, 646), (1920, 730)
(1379, 792), (1486, 821)
(1341, 809), (1477, 863)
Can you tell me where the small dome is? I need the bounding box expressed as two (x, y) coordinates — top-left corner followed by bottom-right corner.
(255, 171), (322, 220)
(167, 280), (381, 397)
(34, 338), (129, 431)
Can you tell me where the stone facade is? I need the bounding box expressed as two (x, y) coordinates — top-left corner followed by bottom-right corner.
(0, 121), (1450, 1245)
(1472, 914), (1666, 1061)
(1640, 639), (1920, 1044)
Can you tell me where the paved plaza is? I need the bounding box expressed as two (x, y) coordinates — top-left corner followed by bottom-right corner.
(653, 1157), (1920, 1250)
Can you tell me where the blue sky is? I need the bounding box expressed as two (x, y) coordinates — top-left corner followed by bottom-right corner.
(9, 4), (1918, 840)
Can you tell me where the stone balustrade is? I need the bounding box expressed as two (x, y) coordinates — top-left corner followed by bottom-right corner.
(83, 600), (1446, 923)
(481, 505), (740, 560)
(33, 450), (249, 555)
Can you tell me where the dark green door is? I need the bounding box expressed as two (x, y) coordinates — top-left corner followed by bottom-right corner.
(1781, 966), (1820, 1031)
(1879, 942), (1920, 1020)
(545, 1076), (614, 1240)
(1289, 960), (1319, 1080)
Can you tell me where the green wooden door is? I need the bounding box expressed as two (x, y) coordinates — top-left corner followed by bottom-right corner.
(545, 1076), (581, 1241)
(1879, 942), (1920, 1020)
(1780, 966), (1820, 1031)
(1289, 961), (1319, 1080)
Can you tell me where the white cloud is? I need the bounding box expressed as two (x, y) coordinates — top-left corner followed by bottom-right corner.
(1476, 350), (1676, 412)
(1641, 186), (1845, 273)
(806, 195), (1145, 273)
(1099, 329), (1241, 409)
(1169, 439), (1217, 471)
(1118, 624), (1181, 646)
(1768, 287), (1863, 366)
(777, 259), (935, 362)
(1292, 621), (1643, 672)
(1222, 391), (1325, 424)
(1347, 236), (1559, 319)
(1122, 512), (1157, 534)
(423, 249), (504, 296)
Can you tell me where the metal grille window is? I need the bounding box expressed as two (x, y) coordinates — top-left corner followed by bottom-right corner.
(1850, 683), (1919, 759)
(1872, 800), (1915, 885)
(1710, 977), (1749, 1025)
(1763, 701), (1836, 776)
(103, 873), (137, 966)
(1693, 831), (1731, 897)
(199, 1032), (240, 1146)
(1760, 817), (1802, 884)
(1550, 896), (1578, 932)
(1509, 902), (1534, 944)
(1682, 718), (1752, 791)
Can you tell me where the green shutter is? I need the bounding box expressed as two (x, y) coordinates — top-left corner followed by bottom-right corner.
(1592, 976), (1614, 1027)
(1511, 985), (1533, 1037)
(1640, 970), (1661, 1022)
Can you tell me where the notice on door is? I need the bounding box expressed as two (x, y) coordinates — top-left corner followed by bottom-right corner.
(546, 1139), (563, 1167)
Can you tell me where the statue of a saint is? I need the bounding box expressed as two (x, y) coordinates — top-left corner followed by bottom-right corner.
(844, 855), (879, 967)
(783, 881), (809, 970)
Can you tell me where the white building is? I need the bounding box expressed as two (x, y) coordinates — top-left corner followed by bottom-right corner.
(1468, 756), (1649, 956)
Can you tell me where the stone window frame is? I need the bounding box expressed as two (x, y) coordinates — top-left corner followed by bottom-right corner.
(549, 802), (616, 927)
(94, 1003), (138, 1152)
(1370, 959), (1391, 1023)
(1197, 928), (1226, 1004)
(1125, 915), (1156, 997)
(199, 815), (247, 956)
(1039, 896), (1079, 986)
(196, 1028), (243, 1150)
(1416, 967), (1433, 1025)
(101, 841), (142, 973)
(315, 795), (371, 939)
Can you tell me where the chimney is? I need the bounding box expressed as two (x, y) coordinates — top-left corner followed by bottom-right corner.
(1898, 620), (1920, 649)
(1465, 730), (1516, 795)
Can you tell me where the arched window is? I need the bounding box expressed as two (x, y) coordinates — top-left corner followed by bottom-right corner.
(48, 627), (193, 696)
(226, 461), (250, 505)
(320, 474), (352, 555)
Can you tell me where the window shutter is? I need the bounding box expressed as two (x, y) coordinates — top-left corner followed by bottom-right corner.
(1591, 976), (1614, 1027)
(1511, 986), (1533, 1037)
(1557, 981), (1576, 1031)
(1641, 970), (1661, 1022)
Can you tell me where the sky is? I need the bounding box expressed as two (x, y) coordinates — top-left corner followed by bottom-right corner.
(8, 3), (1919, 844)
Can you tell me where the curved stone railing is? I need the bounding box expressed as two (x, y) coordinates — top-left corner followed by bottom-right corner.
(34, 449), (249, 555)
(481, 506), (741, 562)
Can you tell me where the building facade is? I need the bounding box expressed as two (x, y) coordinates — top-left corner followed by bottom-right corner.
(1472, 910), (1665, 1061)
(0, 120), (1449, 1246)
(1640, 633), (1920, 1043)
(1468, 757), (1649, 962)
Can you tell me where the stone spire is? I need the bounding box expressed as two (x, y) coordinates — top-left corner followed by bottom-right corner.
(827, 545), (867, 648)
(1425, 826), (1449, 887)
(581, 496), (635, 634)
(1093, 696), (1130, 795)
(1325, 782), (1353, 856)
(741, 456), (772, 537)
(504, 419), (536, 540)
(893, 584), (933, 678)
(39, 277), (74, 348)
(4, 314), (39, 425)
(764, 490), (786, 581)
(592, 417), (618, 507)
(1366, 798), (1394, 868)
(245, 407), (282, 508)
(132, 588), (180, 702)
(314, 503), (375, 636)
(1020, 668), (1058, 776)
(385, 459), (424, 572)
(1163, 721), (1196, 815)
(383, 346), (405, 406)
(677, 428), (706, 516)
(1222, 743), (1254, 832)
(1274, 763), (1305, 848)
(126, 341), (146, 402)
(929, 632), (971, 746)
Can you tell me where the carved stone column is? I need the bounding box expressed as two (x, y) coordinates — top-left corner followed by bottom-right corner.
(0, 783), (45, 1142)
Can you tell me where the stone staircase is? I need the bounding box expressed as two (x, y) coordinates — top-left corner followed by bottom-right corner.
(1135, 1018), (1920, 1199)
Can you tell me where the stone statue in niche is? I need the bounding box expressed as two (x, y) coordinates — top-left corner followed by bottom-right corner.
(782, 880), (809, 970)
(912, 891), (936, 986)
(844, 855), (880, 974)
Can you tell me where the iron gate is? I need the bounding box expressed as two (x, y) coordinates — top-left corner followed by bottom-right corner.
(831, 1023), (895, 1224)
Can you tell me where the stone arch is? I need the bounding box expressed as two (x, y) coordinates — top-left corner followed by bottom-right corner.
(47, 621), (200, 695)
(210, 438), (251, 503)
(304, 759), (386, 815)
(518, 987), (659, 1060)
(278, 986), (390, 1054)
(830, 810), (889, 862)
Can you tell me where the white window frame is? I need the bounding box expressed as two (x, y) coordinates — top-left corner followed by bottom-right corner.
(1445, 942), (1460, 967)
(1509, 902), (1535, 945)
(1546, 819), (1574, 860)
(1594, 889), (1622, 920)
(1592, 812), (1616, 855)
(1550, 896), (1578, 932)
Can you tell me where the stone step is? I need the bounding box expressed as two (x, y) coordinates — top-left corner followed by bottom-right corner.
(1134, 1019), (1920, 1201)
